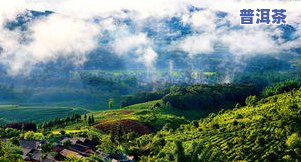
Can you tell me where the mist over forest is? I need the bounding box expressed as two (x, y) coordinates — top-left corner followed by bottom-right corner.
(0, 2), (300, 109)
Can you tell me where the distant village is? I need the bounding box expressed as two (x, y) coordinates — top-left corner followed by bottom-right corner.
(2, 136), (135, 162)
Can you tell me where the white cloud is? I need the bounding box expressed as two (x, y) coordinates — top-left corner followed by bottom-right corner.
(111, 33), (150, 55)
(220, 27), (279, 56)
(26, 0), (188, 19)
(182, 9), (217, 32)
(137, 47), (158, 70)
(0, 0), (300, 75)
(0, 0), (26, 23)
(0, 13), (100, 74)
(27, 14), (99, 61)
(110, 31), (158, 70)
(173, 34), (216, 56)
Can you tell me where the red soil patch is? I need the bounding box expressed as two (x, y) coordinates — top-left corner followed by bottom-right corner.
(95, 119), (151, 135)
(120, 110), (134, 115)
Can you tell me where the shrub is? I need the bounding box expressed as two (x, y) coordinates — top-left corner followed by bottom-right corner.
(212, 123), (220, 129)
(236, 114), (244, 119)
(232, 120), (238, 126)
(286, 133), (301, 148)
(288, 103), (298, 110)
(192, 121), (199, 128)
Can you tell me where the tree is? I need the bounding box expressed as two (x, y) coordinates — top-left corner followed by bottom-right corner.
(174, 140), (186, 162)
(84, 114), (87, 121)
(88, 116), (92, 125)
(0, 141), (23, 162)
(108, 98), (113, 110)
(2, 128), (20, 138)
(91, 115), (95, 123)
(41, 142), (52, 153)
(23, 131), (44, 140)
(41, 142), (52, 160)
(191, 143), (204, 162)
(98, 134), (119, 154)
(8, 137), (19, 146)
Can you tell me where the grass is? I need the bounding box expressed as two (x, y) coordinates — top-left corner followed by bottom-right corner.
(61, 100), (190, 131)
(0, 105), (89, 124)
(61, 101), (158, 130)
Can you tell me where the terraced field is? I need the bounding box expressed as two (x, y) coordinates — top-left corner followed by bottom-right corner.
(142, 89), (301, 161)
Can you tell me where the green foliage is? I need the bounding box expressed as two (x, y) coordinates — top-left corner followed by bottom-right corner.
(97, 134), (120, 154)
(245, 95), (257, 107)
(86, 154), (105, 162)
(77, 128), (103, 144)
(162, 84), (256, 110)
(65, 156), (85, 162)
(87, 114), (95, 125)
(262, 80), (299, 98)
(41, 142), (52, 154)
(174, 140), (186, 162)
(22, 131), (44, 140)
(130, 89), (301, 161)
(0, 128), (21, 138)
(40, 113), (82, 130)
(121, 91), (167, 107)
(0, 141), (23, 162)
(286, 133), (301, 148)
(8, 137), (19, 146)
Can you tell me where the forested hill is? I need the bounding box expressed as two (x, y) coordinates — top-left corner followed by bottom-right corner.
(135, 88), (301, 161)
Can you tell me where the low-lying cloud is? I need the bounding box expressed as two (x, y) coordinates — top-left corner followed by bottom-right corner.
(0, 0), (300, 75)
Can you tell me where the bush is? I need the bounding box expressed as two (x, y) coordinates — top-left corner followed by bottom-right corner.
(288, 103), (298, 110)
(23, 131), (44, 140)
(192, 121), (199, 128)
(0, 128), (21, 138)
(286, 133), (301, 148)
(236, 114), (244, 119)
(212, 123), (220, 129)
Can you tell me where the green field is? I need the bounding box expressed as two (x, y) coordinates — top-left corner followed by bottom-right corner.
(0, 105), (89, 124)
(61, 100), (209, 132)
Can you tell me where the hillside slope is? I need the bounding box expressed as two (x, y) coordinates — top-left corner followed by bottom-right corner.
(62, 100), (190, 132)
(135, 89), (301, 162)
